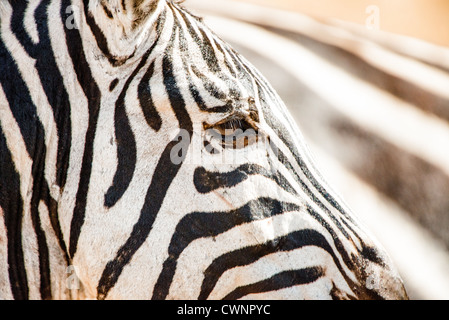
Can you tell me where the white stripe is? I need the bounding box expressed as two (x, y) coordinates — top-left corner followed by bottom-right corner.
(0, 87), (33, 210)
(263, 126), (367, 249)
(1, 2), (60, 200)
(47, 0), (89, 244)
(37, 201), (68, 300)
(0, 206), (14, 300)
(208, 246), (350, 300)
(0, 82), (40, 299)
(167, 209), (354, 299)
(239, 277), (332, 300)
(24, 0), (41, 44)
(37, 200), (87, 300)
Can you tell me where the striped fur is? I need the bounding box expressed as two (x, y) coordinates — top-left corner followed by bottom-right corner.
(0, 0), (407, 300)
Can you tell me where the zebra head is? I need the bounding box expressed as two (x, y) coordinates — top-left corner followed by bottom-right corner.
(0, 0), (408, 300)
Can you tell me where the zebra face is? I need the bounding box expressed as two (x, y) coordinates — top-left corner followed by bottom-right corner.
(0, 0), (407, 300)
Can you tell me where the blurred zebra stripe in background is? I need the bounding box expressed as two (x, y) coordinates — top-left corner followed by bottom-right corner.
(186, 0), (449, 300)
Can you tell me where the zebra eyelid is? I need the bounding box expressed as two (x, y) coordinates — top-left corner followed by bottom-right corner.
(202, 103), (260, 130)
(202, 114), (257, 133)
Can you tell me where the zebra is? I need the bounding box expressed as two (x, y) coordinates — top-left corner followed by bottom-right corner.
(0, 0), (408, 300)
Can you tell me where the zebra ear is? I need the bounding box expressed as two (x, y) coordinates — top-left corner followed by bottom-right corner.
(116, 0), (161, 26)
(89, 0), (162, 65)
(95, 0), (161, 29)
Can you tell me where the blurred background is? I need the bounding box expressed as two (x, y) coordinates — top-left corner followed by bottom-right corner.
(184, 0), (449, 300)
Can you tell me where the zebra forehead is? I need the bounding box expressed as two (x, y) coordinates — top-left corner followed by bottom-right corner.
(90, 0), (266, 107)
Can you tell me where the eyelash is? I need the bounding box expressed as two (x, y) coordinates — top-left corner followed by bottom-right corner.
(205, 116), (259, 148)
(214, 118), (251, 133)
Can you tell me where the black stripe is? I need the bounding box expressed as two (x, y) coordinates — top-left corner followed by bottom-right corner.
(175, 8), (232, 114)
(11, 0), (72, 189)
(10, 1), (38, 58)
(8, 0), (73, 297)
(135, 10), (166, 132)
(41, 183), (70, 266)
(175, 6), (221, 73)
(152, 198), (301, 300)
(190, 65), (228, 101)
(20, 95), (53, 299)
(0, 127), (28, 300)
(198, 28), (222, 74)
(97, 24), (193, 300)
(35, 1), (72, 190)
(138, 62), (163, 132)
(82, 0), (112, 62)
(101, 2), (114, 19)
(62, 0), (102, 259)
(198, 229), (339, 299)
(0, 29), (51, 299)
(222, 267), (325, 300)
(304, 204), (385, 300)
(301, 195), (356, 270)
(82, 0), (134, 66)
(212, 38), (238, 78)
(193, 164), (297, 195)
(177, 3), (257, 110)
(1, 16), (57, 298)
(104, 47), (159, 208)
(274, 145), (353, 240)
(109, 78), (119, 91)
(103, 96), (136, 208)
(271, 135), (375, 271)
(0, 32), (42, 160)
(178, 9), (242, 91)
(29, 139), (52, 299)
(219, 44), (257, 98)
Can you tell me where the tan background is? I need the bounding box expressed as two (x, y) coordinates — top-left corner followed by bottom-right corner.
(236, 0), (449, 47)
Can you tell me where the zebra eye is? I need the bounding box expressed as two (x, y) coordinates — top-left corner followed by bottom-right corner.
(204, 117), (258, 149)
